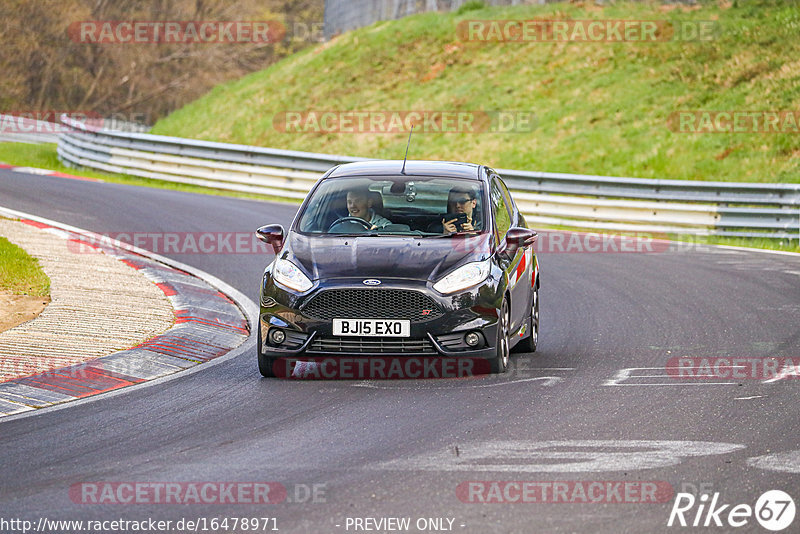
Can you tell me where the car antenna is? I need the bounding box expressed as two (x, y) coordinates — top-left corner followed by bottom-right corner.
(401, 124), (414, 175)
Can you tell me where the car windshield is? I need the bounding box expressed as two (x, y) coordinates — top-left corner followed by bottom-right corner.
(296, 176), (487, 236)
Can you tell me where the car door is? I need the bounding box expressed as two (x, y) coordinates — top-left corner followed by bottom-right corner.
(490, 174), (531, 334)
(502, 176), (534, 330)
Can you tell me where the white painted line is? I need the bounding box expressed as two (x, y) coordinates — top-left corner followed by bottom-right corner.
(471, 376), (563, 388)
(513, 367), (576, 371)
(9, 167), (55, 175)
(763, 365), (800, 383)
(373, 440), (746, 473)
(603, 367), (737, 386)
(349, 367), (575, 389)
(708, 243), (800, 258)
(352, 376), (565, 390)
(747, 450), (800, 474)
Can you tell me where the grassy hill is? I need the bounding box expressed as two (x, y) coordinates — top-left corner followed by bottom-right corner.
(152, 0), (800, 183)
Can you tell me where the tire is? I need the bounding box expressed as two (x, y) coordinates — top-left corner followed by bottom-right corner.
(258, 353), (277, 377)
(513, 282), (539, 354)
(257, 321), (277, 377)
(490, 298), (511, 374)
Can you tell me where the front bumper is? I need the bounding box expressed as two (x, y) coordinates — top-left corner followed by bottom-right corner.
(259, 276), (501, 358)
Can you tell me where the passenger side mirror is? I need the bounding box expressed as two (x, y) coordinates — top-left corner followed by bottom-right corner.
(256, 224), (285, 254)
(500, 227), (537, 257)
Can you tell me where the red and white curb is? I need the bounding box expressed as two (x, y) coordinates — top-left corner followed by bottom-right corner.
(0, 161), (102, 182)
(0, 206), (258, 418)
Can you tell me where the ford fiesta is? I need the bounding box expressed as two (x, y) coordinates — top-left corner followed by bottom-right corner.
(255, 160), (539, 378)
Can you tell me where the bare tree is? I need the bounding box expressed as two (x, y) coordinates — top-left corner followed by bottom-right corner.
(0, 0), (324, 123)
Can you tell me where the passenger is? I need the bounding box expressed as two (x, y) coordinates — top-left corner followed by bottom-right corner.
(346, 187), (392, 230)
(443, 186), (480, 235)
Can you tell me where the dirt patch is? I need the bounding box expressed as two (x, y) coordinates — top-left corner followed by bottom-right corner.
(0, 290), (50, 333)
(421, 62), (446, 82)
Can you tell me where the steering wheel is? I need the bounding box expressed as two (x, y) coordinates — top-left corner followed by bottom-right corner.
(328, 216), (372, 232)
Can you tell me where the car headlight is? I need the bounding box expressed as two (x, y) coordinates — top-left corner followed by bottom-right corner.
(433, 259), (490, 294)
(272, 258), (313, 293)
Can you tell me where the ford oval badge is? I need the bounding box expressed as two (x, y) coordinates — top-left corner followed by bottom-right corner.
(363, 279), (381, 286)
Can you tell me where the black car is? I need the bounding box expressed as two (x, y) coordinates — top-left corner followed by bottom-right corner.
(255, 160), (539, 378)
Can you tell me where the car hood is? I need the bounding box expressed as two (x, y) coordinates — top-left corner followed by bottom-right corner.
(285, 233), (491, 282)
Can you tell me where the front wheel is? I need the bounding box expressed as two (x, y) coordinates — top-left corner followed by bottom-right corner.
(257, 321), (277, 377)
(258, 353), (278, 377)
(489, 298), (511, 374)
(514, 283), (539, 353)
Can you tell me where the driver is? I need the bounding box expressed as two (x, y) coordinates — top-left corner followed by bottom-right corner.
(443, 186), (480, 235)
(346, 187), (392, 230)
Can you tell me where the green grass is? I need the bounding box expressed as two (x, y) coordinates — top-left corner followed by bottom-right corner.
(151, 0), (800, 183)
(0, 142), (122, 181)
(690, 234), (800, 253)
(0, 142), (293, 204)
(0, 233), (50, 296)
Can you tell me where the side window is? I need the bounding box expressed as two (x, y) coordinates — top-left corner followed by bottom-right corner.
(496, 176), (517, 226)
(490, 178), (512, 241)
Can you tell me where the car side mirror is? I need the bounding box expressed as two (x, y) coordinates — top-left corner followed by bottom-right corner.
(256, 224), (285, 254)
(500, 227), (537, 257)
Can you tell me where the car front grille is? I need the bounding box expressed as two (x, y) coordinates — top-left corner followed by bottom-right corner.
(301, 289), (443, 322)
(308, 336), (436, 354)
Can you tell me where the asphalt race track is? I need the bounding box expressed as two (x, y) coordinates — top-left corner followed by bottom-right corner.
(1, 168), (799, 534)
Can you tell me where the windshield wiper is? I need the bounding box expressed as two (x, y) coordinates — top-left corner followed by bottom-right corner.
(426, 231), (480, 238)
(374, 231), (426, 237)
(329, 231), (478, 238)
(329, 230), (429, 237)
(328, 232), (381, 237)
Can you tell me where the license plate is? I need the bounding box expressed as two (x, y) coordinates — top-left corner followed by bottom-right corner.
(332, 319), (411, 337)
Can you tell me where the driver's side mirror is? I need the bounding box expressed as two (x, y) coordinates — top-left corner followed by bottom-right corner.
(256, 224), (285, 254)
(500, 227), (537, 258)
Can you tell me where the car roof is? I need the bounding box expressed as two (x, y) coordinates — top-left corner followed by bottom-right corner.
(326, 160), (485, 181)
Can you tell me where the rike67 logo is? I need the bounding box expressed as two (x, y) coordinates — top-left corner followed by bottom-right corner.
(668, 490), (795, 531)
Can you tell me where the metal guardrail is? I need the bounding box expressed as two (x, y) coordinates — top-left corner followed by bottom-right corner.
(58, 115), (800, 239)
(0, 114), (61, 144)
(0, 114), (150, 145)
